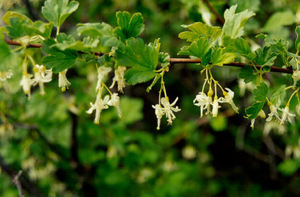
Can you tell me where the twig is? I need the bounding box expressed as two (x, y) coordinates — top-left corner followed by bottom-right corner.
(4, 39), (294, 74)
(13, 171), (25, 197)
(0, 155), (45, 197)
(169, 58), (293, 74)
(202, 0), (225, 25)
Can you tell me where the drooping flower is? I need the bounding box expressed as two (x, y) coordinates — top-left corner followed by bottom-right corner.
(220, 88), (239, 113)
(279, 106), (296, 125)
(32, 64), (52, 95)
(266, 104), (281, 122)
(20, 72), (33, 97)
(152, 104), (165, 130)
(212, 97), (221, 117)
(292, 70), (300, 86)
(86, 89), (110, 124)
(0, 70), (13, 81)
(108, 93), (122, 117)
(193, 92), (210, 117)
(161, 97), (181, 125)
(152, 97), (181, 130)
(263, 121), (286, 135)
(58, 69), (71, 92)
(96, 66), (112, 91)
(110, 66), (126, 93)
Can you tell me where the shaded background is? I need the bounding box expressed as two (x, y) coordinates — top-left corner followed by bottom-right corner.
(1, 0), (300, 196)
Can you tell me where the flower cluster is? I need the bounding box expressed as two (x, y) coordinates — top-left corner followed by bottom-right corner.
(193, 68), (239, 118)
(0, 70), (13, 82)
(86, 66), (123, 124)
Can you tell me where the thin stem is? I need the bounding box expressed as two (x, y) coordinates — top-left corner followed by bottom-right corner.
(102, 82), (113, 96)
(202, 0), (225, 25)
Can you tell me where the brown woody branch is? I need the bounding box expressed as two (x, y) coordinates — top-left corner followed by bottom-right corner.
(5, 39), (294, 74)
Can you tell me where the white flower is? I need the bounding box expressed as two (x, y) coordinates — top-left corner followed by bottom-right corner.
(96, 66), (112, 91)
(86, 90), (110, 124)
(292, 70), (300, 86)
(20, 72), (33, 97)
(108, 93), (122, 117)
(212, 97), (221, 117)
(238, 79), (254, 96)
(152, 97), (181, 130)
(279, 106), (296, 125)
(152, 104), (165, 130)
(0, 70), (13, 81)
(266, 104), (281, 122)
(193, 92), (210, 117)
(32, 64), (52, 95)
(219, 88), (239, 113)
(161, 97), (181, 125)
(263, 121), (286, 135)
(110, 66), (126, 93)
(58, 69), (71, 92)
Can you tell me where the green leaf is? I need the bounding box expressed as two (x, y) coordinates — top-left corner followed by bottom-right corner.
(295, 26), (300, 52)
(179, 22), (222, 42)
(245, 101), (265, 119)
(239, 66), (256, 83)
(115, 38), (159, 70)
(262, 11), (295, 32)
(178, 38), (212, 65)
(125, 67), (157, 85)
(223, 5), (255, 38)
(211, 48), (235, 66)
(278, 159), (300, 176)
(115, 11), (144, 40)
(223, 36), (255, 60)
(3, 11), (53, 39)
(42, 0), (79, 27)
(42, 39), (77, 73)
(254, 47), (276, 66)
(253, 82), (268, 102)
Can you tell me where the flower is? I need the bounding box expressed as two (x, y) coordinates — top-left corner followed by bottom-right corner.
(263, 121), (286, 135)
(0, 70), (13, 81)
(108, 93), (122, 117)
(212, 97), (221, 117)
(86, 90), (110, 124)
(32, 64), (52, 95)
(193, 92), (210, 117)
(161, 97), (181, 125)
(58, 69), (71, 92)
(238, 79), (254, 96)
(152, 97), (181, 130)
(292, 70), (300, 86)
(20, 72), (33, 97)
(96, 66), (112, 91)
(266, 104), (281, 122)
(110, 66), (126, 93)
(152, 104), (164, 130)
(279, 106), (296, 125)
(220, 88), (239, 113)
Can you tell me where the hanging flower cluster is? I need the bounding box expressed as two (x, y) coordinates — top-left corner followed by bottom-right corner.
(86, 66), (123, 124)
(193, 68), (239, 118)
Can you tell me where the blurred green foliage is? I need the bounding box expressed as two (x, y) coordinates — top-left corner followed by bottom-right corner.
(1, 0), (300, 196)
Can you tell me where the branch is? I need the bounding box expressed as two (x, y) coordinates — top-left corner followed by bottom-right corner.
(69, 111), (80, 166)
(169, 58), (293, 74)
(4, 39), (294, 74)
(0, 155), (45, 197)
(202, 0), (225, 25)
(13, 171), (25, 197)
